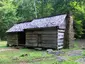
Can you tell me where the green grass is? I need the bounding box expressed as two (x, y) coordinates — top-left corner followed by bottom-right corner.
(59, 61), (79, 64)
(0, 41), (7, 48)
(0, 49), (54, 64)
(0, 41), (55, 64)
(0, 41), (84, 64)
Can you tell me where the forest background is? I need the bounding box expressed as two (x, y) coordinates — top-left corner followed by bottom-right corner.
(0, 0), (85, 40)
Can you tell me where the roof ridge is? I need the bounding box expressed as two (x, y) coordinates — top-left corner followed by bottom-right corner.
(34, 14), (67, 20)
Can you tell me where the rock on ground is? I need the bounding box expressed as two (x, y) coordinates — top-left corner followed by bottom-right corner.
(67, 50), (83, 56)
(47, 49), (65, 56)
(75, 57), (85, 64)
(46, 49), (53, 53)
(56, 56), (67, 62)
(12, 56), (19, 60)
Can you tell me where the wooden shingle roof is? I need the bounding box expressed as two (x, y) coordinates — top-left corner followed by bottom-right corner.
(6, 14), (67, 32)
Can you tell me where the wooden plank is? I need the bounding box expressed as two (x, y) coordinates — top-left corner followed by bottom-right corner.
(41, 40), (57, 44)
(58, 30), (65, 33)
(7, 33), (18, 46)
(42, 34), (56, 36)
(26, 34), (37, 36)
(42, 42), (56, 44)
(42, 38), (56, 40)
(8, 38), (18, 40)
(26, 40), (37, 42)
(26, 36), (37, 38)
(57, 40), (63, 43)
(26, 31), (57, 34)
(58, 46), (63, 49)
(58, 33), (64, 36)
(8, 37), (18, 39)
(58, 33), (64, 40)
(58, 36), (64, 38)
(42, 35), (56, 39)
(8, 41), (18, 45)
(8, 40), (18, 42)
(58, 43), (63, 45)
(26, 35), (37, 38)
(26, 38), (37, 40)
(26, 33), (57, 35)
(42, 37), (56, 40)
(8, 39), (18, 41)
(58, 37), (64, 40)
(42, 40), (56, 42)
(26, 43), (37, 47)
(41, 44), (57, 48)
(26, 33), (56, 35)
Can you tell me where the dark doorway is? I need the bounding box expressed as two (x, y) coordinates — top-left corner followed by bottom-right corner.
(37, 34), (42, 47)
(18, 32), (25, 46)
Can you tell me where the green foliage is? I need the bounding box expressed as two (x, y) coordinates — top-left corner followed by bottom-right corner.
(69, 1), (84, 38)
(0, 0), (18, 39)
(0, 0), (85, 39)
(74, 20), (83, 38)
(73, 42), (80, 49)
(82, 50), (85, 56)
(0, 41), (7, 48)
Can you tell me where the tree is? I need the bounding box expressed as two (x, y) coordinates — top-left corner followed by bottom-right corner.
(0, 0), (85, 39)
(0, 0), (18, 39)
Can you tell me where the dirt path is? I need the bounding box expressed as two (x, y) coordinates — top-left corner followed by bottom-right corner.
(19, 61), (29, 64)
(0, 48), (18, 52)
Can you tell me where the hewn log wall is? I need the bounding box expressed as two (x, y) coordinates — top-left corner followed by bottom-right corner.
(7, 33), (18, 46)
(25, 32), (38, 47)
(39, 30), (57, 48)
(25, 27), (58, 49)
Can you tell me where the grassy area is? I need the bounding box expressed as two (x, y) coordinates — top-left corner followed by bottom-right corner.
(0, 41), (56, 64)
(0, 41), (84, 64)
(0, 41), (7, 48)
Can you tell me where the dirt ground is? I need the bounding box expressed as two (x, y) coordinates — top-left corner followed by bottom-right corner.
(0, 48), (17, 52)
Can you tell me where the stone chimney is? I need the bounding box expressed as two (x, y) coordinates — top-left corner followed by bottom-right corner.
(63, 11), (74, 49)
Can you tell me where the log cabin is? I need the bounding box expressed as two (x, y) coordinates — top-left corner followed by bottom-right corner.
(6, 13), (74, 49)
